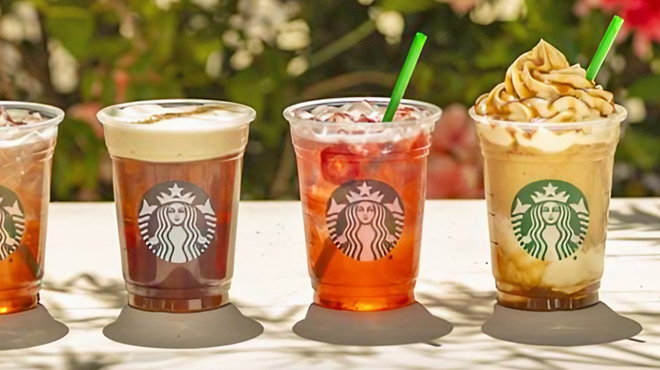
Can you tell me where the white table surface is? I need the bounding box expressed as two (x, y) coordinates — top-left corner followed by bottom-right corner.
(2, 199), (660, 369)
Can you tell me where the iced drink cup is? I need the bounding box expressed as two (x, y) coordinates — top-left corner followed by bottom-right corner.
(98, 99), (255, 313)
(0, 102), (63, 314)
(471, 40), (627, 311)
(285, 98), (440, 311)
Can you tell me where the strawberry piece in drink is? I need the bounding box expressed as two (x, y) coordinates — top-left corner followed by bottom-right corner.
(320, 144), (362, 185)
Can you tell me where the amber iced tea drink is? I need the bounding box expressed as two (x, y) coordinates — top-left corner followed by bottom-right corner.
(0, 102), (63, 314)
(98, 99), (255, 313)
(285, 98), (440, 311)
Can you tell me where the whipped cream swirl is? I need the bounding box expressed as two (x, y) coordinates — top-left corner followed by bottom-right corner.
(475, 40), (615, 122)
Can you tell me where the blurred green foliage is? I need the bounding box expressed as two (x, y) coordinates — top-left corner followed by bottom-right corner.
(0, 0), (659, 200)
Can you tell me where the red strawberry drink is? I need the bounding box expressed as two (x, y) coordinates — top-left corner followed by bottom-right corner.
(285, 98), (441, 311)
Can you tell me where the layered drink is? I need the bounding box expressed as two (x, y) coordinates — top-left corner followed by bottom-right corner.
(98, 100), (255, 313)
(470, 40), (627, 310)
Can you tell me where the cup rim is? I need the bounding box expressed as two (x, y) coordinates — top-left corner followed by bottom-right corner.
(468, 104), (627, 131)
(96, 98), (257, 128)
(0, 101), (65, 132)
(283, 97), (442, 128)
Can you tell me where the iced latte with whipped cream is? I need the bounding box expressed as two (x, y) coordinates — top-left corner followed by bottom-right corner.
(98, 100), (255, 312)
(470, 40), (627, 311)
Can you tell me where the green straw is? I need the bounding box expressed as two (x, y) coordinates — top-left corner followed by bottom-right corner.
(382, 32), (428, 122)
(586, 15), (624, 81)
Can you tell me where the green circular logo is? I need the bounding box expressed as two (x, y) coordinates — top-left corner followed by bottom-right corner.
(511, 180), (589, 262)
(0, 185), (25, 261)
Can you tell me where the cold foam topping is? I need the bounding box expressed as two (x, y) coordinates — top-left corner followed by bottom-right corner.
(475, 40), (615, 123)
(294, 101), (429, 123)
(98, 101), (255, 162)
(111, 103), (250, 126)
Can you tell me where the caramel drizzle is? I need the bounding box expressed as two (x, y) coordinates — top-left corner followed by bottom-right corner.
(134, 104), (243, 124)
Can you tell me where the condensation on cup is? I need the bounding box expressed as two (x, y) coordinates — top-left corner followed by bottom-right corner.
(284, 98), (441, 311)
(98, 99), (255, 313)
(0, 102), (64, 314)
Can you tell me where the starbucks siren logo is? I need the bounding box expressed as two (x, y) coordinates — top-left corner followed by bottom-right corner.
(326, 180), (404, 262)
(511, 180), (589, 261)
(0, 185), (25, 261)
(138, 181), (216, 263)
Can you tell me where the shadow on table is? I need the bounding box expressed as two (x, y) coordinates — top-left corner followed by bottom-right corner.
(0, 304), (68, 350)
(103, 303), (263, 349)
(609, 204), (660, 250)
(45, 273), (265, 349)
(41, 273), (127, 330)
(609, 204), (660, 233)
(293, 301), (453, 346)
(482, 302), (642, 346)
(412, 282), (660, 369)
(44, 273), (127, 310)
(2, 279), (658, 369)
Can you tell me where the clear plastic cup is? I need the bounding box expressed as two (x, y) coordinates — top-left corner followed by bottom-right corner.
(98, 99), (255, 312)
(0, 101), (63, 314)
(285, 98), (441, 311)
(470, 105), (627, 311)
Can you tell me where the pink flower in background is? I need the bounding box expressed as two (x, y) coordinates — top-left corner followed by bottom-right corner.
(426, 104), (484, 199)
(68, 102), (104, 138)
(436, 0), (483, 14)
(575, 0), (660, 57)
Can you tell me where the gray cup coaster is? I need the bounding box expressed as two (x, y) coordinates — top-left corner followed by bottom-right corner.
(0, 304), (68, 350)
(482, 302), (643, 346)
(103, 303), (263, 349)
(293, 302), (453, 346)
